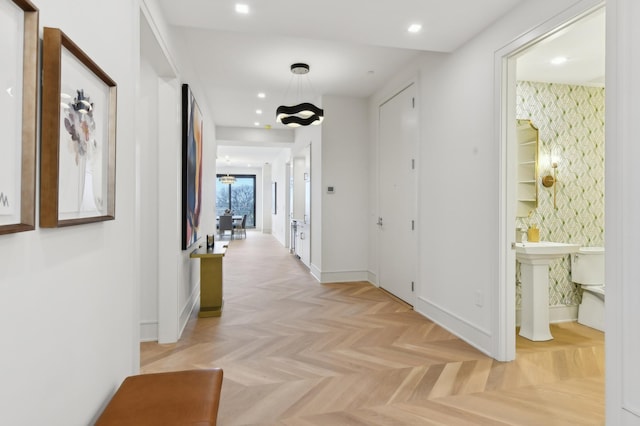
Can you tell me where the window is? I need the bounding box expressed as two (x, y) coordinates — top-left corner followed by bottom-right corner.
(216, 174), (256, 227)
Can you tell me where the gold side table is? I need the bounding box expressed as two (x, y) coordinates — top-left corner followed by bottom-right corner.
(190, 242), (228, 317)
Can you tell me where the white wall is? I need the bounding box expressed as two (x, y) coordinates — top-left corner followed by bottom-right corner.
(0, 1), (138, 424)
(156, 78), (189, 343)
(370, 0), (599, 356)
(139, 56), (160, 341)
(285, 95), (369, 281)
(319, 96), (370, 282)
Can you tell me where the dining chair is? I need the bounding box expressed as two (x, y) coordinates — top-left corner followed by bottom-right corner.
(234, 214), (247, 239)
(218, 215), (234, 240)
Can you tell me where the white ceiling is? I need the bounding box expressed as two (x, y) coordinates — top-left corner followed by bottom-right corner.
(215, 145), (288, 170)
(150, 0), (604, 169)
(517, 8), (605, 87)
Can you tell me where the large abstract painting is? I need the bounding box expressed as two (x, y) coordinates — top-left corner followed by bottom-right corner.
(0, 0), (38, 235)
(182, 84), (203, 250)
(40, 27), (117, 227)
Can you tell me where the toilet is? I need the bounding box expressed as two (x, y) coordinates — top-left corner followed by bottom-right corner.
(571, 247), (605, 331)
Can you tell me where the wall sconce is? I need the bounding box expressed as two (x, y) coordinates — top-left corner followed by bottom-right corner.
(541, 161), (558, 209)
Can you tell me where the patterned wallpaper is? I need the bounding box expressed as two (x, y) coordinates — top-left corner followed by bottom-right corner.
(515, 81), (605, 307)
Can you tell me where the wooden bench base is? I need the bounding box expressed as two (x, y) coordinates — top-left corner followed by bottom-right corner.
(96, 369), (223, 426)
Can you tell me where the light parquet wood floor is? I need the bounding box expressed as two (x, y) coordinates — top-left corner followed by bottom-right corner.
(141, 231), (604, 425)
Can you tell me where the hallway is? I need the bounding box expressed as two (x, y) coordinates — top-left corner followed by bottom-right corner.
(141, 232), (604, 425)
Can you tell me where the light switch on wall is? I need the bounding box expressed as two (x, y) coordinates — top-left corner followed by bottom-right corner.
(474, 290), (484, 307)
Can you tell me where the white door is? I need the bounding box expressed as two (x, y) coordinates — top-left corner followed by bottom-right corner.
(378, 84), (418, 304)
(300, 177), (311, 266)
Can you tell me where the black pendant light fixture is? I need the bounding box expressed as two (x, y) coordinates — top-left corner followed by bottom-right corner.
(276, 63), (324, 128)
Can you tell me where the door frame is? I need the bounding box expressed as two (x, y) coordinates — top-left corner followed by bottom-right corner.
(494, 0), (604, 361)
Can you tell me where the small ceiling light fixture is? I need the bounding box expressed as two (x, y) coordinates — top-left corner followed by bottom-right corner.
(235, 3), (249, 14)
(219, 174), (236, 184)
(550, 56), (568, 65)
(257, 92), (266, 98)
(276, 63), (324, 128)
(256, 109), (262, 115)
(408, 23), (422, 33)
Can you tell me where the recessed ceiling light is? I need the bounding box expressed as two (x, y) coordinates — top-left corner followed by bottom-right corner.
(254, 122), (260, 126)
(257, 92), (266, 98)
(256, 109), (262, 115)
(235, 4), (249, 14)
(550, 56), (568, 65)
(408, 24), (422, 33)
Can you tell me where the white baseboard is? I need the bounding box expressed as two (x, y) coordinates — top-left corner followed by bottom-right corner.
(144, 292), (197, 344)
(140, 320), (158, 342)
(178, 283), (200, 339)
(414, 297), (493, 357)
(316, 270), (369, 283)
(310, 264), (321, 282)
(515, 304), (579, 326)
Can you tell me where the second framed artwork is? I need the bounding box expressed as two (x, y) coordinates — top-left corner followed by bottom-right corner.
(40, 27), (117, 227)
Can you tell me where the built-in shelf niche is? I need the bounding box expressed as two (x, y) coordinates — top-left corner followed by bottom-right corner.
(516, 119), (539, 217)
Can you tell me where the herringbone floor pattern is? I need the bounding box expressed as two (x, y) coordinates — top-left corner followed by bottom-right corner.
(141, 231), (604, 425)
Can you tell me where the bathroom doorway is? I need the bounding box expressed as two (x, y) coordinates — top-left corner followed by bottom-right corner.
(496, 3), (605, 361)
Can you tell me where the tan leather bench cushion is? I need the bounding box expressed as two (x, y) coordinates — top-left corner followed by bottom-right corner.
(96, 369), (223, 426)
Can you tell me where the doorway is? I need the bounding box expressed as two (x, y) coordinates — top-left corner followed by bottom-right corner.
(497, 3), (605, 361)
(378, 83), (418, 305)
(216, 174), (257, 227)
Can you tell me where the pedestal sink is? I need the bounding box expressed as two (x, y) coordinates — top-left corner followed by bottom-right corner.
(515, 241), (580, 341)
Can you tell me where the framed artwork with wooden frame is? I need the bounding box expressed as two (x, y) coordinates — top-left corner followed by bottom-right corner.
(40, 27), (117, 227)
(0, 0), (38, 235)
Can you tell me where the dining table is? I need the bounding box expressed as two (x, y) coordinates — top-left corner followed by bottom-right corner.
(216, 215), (243, 223)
